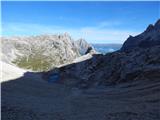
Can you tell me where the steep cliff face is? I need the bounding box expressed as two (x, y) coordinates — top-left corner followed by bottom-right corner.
(121, 19), (160, 51)
(1, 34), (93, 71)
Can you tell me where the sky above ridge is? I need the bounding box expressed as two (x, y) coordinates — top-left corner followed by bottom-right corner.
(1, 1), (160, 43)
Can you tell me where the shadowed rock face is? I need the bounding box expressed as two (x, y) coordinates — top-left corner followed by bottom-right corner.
(1, 34), (93, 71)
(57, 46), (160, 87)
(121, 19), (160, 51)
(2, 71), (160, 120)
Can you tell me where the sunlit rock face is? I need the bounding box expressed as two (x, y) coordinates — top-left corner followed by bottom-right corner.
(1, 33), (93, 71)
(75, 38), (96, 55)
(121, 19), (160, 51)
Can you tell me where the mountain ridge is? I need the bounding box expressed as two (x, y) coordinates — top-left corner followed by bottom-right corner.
(1, 33), (94, 71)
(121, 19), (160, 51)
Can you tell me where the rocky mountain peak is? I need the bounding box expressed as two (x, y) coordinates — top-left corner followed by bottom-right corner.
(75, 38), (96, 55)
(121, 19), (160, 51)
(145, 19), (160, 32)
(77, 38), (88, 45)
(154, 19), (160, 28)
(145, 24), (154, 33)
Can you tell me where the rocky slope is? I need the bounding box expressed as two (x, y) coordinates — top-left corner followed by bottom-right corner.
(1, 33), (93, 71)
(48, 19), (160, 88)
(2, 73), (160, 120)
(54, 46), (160, 88)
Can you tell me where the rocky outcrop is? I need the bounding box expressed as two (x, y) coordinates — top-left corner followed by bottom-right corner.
(1, 34), (94, 71)
(121, 19), (160, 51)
(75, 39), (96, 55)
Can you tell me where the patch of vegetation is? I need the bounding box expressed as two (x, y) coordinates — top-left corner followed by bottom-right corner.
(12, 54), (56, 72)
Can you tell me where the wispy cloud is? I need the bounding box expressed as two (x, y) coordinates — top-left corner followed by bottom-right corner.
(98, 21), (122, 28)
(80, 26), (140, 43)
(2, 22), (141, 43)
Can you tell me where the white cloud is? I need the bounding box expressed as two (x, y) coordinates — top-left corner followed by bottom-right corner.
(2, 22), (141, 43)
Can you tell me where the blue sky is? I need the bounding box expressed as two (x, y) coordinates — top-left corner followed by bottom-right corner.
(1, 1), (160, 43)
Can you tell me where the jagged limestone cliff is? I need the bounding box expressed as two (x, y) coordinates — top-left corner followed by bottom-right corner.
(1, 33), (93, 71)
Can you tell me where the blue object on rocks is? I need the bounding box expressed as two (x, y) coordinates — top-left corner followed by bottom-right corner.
(48, 73), (59, 83)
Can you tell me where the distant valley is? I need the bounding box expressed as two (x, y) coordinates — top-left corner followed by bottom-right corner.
(92, 43), (122, 54)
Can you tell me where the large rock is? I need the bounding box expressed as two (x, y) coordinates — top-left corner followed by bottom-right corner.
(1, 33), (93, 71)
(121, 19), (160, 51)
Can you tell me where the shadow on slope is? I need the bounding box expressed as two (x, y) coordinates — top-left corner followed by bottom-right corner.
(1, 52), (160, 120)
(1, 71), (72, 120)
